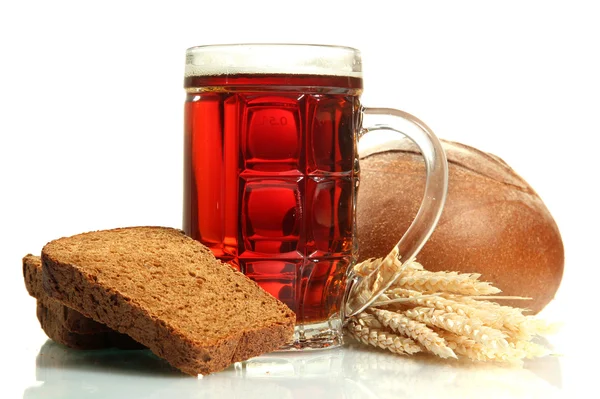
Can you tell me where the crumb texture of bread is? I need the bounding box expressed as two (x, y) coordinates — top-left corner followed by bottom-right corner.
(24, 254), (143, 349)
(24, 254), (112, 333)
(41, 226), (295, 375)
(23, 254), (45, 298)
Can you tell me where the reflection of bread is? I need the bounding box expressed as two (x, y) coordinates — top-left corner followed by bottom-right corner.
(34, 340), (179, 380)
(23, 254), (142, 349)
(41, 226), (295, 375)
(357, 139), (564, 313)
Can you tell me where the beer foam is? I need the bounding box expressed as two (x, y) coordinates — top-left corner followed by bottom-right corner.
(185, 44), (362, 78)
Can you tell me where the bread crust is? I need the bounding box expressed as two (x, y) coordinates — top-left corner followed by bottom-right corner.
(36, 302), (110, 350)
(24, 254), (142, 349)
(36, 302), (142, 350)
(357, 139), (564, 313)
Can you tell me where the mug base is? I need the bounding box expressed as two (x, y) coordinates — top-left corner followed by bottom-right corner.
(277, 318), (344, 351)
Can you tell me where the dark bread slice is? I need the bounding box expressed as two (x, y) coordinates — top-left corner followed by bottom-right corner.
(36, 302), (111, 350)
(24, 255), (143, 349)
(41, 226), (295, 375)
(36, 302), (142, 350)
(24, 254), (110, 333)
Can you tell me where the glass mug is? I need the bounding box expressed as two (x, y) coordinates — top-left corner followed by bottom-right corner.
(183, 44), (448, 350)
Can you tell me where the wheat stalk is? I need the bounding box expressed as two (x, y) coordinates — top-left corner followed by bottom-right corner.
(390, 290), (529, 337)
(346, 312), (422, 355)
(449, 295), (527, 316)
(447, 295), (556, 340)
(436, 330), (526, 364)
(403, 306), (509, 349)
(346, 251), (556, 364)
(437, 330), (499, 362)
(354, 250), (423, 276)
(509, 340), (551, 359)
(380, 288), (484, 314)
(347, 252), (555, 364)
(392, 269), (501, 295)
(370, 308), (457, 359)
(378, 289), (553, 342)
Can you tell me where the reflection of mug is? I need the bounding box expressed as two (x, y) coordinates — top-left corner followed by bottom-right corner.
(183, 44), (448, 350)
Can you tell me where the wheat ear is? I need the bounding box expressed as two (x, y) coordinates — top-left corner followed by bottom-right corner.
(379, 288), (489, 315)
(370, 308), (457, 359)
(447, 295), (556, 340)
(392, 270), (501, 296)
(353, 247), (423, 277)
(404, 307), (509, 349)
(436, 330), (523, 363)
(509, 340), (552, 359)
(346, 313), (422, 355)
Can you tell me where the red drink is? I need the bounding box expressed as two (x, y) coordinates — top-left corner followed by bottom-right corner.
(183, 74), (363, 324)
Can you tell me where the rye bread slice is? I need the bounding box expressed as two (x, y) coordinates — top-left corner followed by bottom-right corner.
(35, 302), (110, 350)
(41, 226), (295, 375)
(36, 302), (142, 350)
(24, 255), (111, 334)
(24, 255), (143, 349)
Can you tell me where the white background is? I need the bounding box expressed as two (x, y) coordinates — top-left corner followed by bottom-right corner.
(1, 0), (598, 397)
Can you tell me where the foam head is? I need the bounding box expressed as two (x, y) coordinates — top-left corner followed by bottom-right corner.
(185, 44), (362, 78)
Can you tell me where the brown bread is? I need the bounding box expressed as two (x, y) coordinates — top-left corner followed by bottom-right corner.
(357, 139), (564, 313)
(36, 302), (110, 350)
(41, 226), (295, 375)
(24, 255), (111, 334)
(36, 302), (142, 350)
(23, 254), (142, 349)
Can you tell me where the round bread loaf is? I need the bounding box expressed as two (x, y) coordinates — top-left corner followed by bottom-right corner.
(356, 139), (564, 313)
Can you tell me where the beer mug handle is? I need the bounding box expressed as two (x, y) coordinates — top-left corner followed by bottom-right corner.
(344, 107), (449, 318)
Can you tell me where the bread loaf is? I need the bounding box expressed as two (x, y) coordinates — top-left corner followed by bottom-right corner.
(357, 139), (564, 313)
(41, 226), (295, 375)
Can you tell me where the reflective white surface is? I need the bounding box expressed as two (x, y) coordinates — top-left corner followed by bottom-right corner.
(15, 328), (567, 399)
(26, 343), (561, 399)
